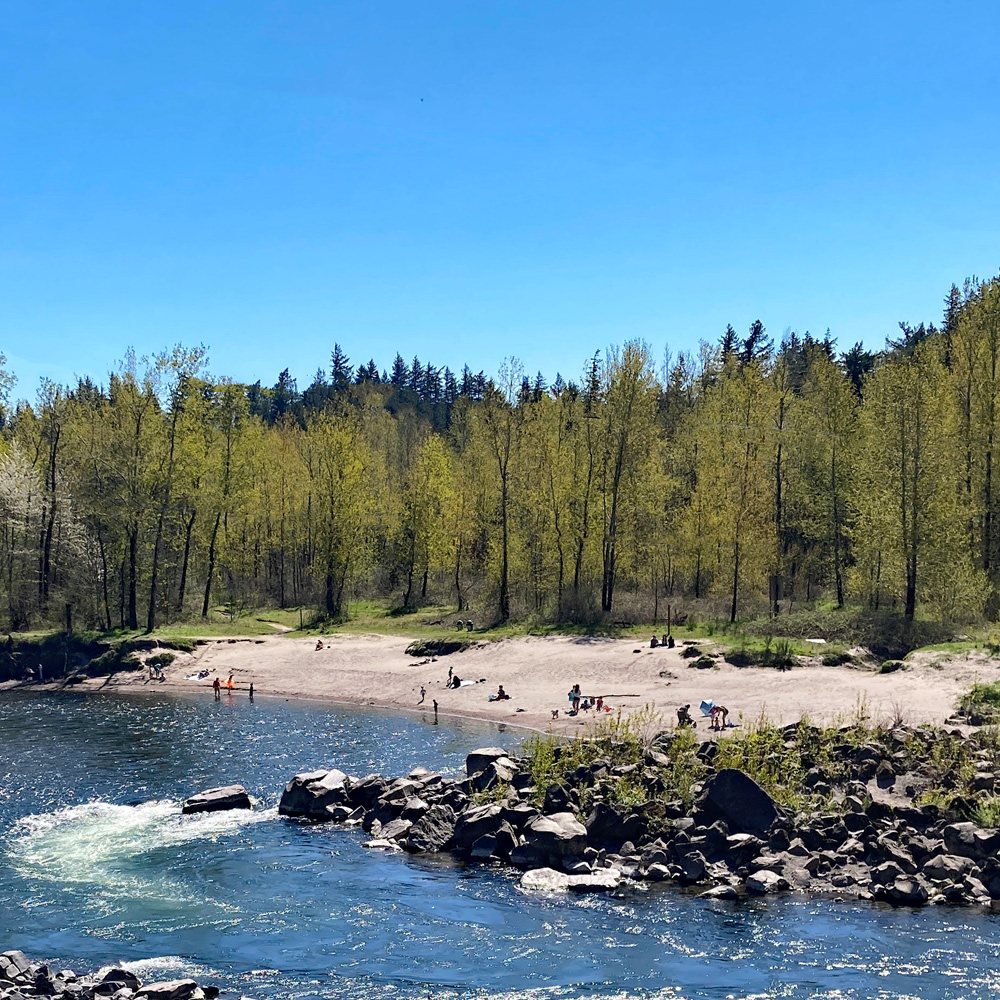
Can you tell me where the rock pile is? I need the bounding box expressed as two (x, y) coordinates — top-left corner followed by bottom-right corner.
(279, 730), (1000, 907)
(0, 951), (217, 1000)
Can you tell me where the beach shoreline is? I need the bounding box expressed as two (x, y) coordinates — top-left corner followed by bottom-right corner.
(5, 632), (999, 737)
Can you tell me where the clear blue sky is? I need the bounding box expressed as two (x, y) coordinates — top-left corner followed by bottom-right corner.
(3, 1), (999, 398)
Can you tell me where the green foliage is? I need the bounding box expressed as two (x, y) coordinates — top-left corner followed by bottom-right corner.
(971, 796), (1000, 829)
(958, 681), (1000, 724)
(7, 280), (1000, 636)
(713, 717), (809, 809)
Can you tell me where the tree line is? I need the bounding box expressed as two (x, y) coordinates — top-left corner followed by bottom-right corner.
(2, 275), (999, 634)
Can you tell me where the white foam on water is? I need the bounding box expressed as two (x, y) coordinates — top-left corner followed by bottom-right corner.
(5, 799), (276, 905)
(97, 955), (206, 979)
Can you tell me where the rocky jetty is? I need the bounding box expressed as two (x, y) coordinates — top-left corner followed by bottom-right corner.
(279, 726), (1000, 907)
(0, 951), (218, 1000)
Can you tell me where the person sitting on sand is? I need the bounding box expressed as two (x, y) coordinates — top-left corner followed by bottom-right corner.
(677, 704), (694, 727)
(315, 638), (324, 650)
(650, 635), (659, 648)
(496, 684), (509, 700)
(449, 674), (462, 689)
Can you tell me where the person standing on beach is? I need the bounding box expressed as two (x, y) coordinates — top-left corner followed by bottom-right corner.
(213, 676), (221, 701)
(249, 681), (254, 702)
(433, 699), (439, 724)
(226, 673), (234, 695)
(419, 685), (427, 704)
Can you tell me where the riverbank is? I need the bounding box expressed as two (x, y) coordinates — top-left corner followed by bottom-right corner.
(8, 632), (1000, 735)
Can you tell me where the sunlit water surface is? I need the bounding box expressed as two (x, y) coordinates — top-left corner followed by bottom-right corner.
(1, 690), (999, 998)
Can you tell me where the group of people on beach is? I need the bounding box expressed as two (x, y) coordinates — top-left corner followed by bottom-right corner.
(649, 634), (676, 648)
(676, 703), (730, 730)
(211, 673), (254, 702)
(550, 683), (610, 719)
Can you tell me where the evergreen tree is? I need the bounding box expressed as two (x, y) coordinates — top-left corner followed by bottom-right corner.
(719, 324), (739, 360)
(330, 344), (352, 387)
(390, 353), (410, 387)
(840, 343), (876, 396)
(740, 319), (773, 366)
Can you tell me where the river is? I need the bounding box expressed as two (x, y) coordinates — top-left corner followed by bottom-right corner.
(1, 690), (999, 999)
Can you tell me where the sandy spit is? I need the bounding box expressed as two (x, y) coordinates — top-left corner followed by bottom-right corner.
(23, 633), (1000, 737)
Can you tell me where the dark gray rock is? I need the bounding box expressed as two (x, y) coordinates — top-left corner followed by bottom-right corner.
(404, 803), (456, 852)
(524, 812), (588, 860)
(278, 768), (350, 818)
(99, 970), (141, 992)
(466, 747), (508, 777)
(181, 784), (251, 815)
(585, 803), (644, 849)
(453, 803), (503, 852)
(470, 760), (515, 793)
(135, 980), (201, 1000)
(746, 869), (788, 894)
(700, 769), (778, 837)
(943, 822), (1000, 863)
(922, 853), (975, 883)
(884, 876), (930, 906)
(0, 952), (31, 984)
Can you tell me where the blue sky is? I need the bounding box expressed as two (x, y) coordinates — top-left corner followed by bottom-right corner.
(2, 1), (999, 398)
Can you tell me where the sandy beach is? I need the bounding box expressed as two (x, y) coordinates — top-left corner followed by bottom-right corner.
(56, 633), (1000, 736)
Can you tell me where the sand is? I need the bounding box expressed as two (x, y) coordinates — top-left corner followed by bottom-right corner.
(59, 633), (1000, 736)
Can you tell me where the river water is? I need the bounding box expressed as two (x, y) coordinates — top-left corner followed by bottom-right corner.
(1, 690), (999, 999)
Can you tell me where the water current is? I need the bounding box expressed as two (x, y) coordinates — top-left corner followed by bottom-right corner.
(1, 690), (999, 999)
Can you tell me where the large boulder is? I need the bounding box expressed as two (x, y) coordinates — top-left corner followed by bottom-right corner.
(99, 969), (142, 992)
(278, 769), (350, 819)
(523, 812), (588, 860)
(453, 803), (504, 852)
(470, 758), (516, 793)
(135, 980), (201, 1000)
(922, 853), (976, 884)
(745, 869), (788, 895)
(404, 803), (456, 852)
(942, 822), (1000, 864)
(182, 784), (251, 815)
(0, 951), (32, 984)
(585, 803), (645, 849)
(466, 748), (509, 778)
(884, 876), (931, 906)
(520, 867), (621, 893)
(699, 769), (778, 837)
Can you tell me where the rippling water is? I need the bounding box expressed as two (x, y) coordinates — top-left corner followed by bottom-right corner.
(1, 690), (999, 999)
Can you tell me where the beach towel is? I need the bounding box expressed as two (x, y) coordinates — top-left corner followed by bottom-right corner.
(699, 699), (714, 717)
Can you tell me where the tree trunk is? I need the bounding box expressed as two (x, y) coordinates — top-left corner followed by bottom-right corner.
(729, 540), (740, 624)
(177, 509), (196, 613)
(202, 511), (222, 617)
(127, 529), (138, 630)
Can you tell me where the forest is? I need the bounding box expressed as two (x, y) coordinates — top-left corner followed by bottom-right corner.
(1, 276), (999, 635)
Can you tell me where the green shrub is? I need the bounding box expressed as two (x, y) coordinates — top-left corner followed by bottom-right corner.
(821, 652), (854, 666)
(959, 681), (1000, 724)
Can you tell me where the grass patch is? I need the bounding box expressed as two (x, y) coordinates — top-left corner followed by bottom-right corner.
(958, 681), (1000, 725)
